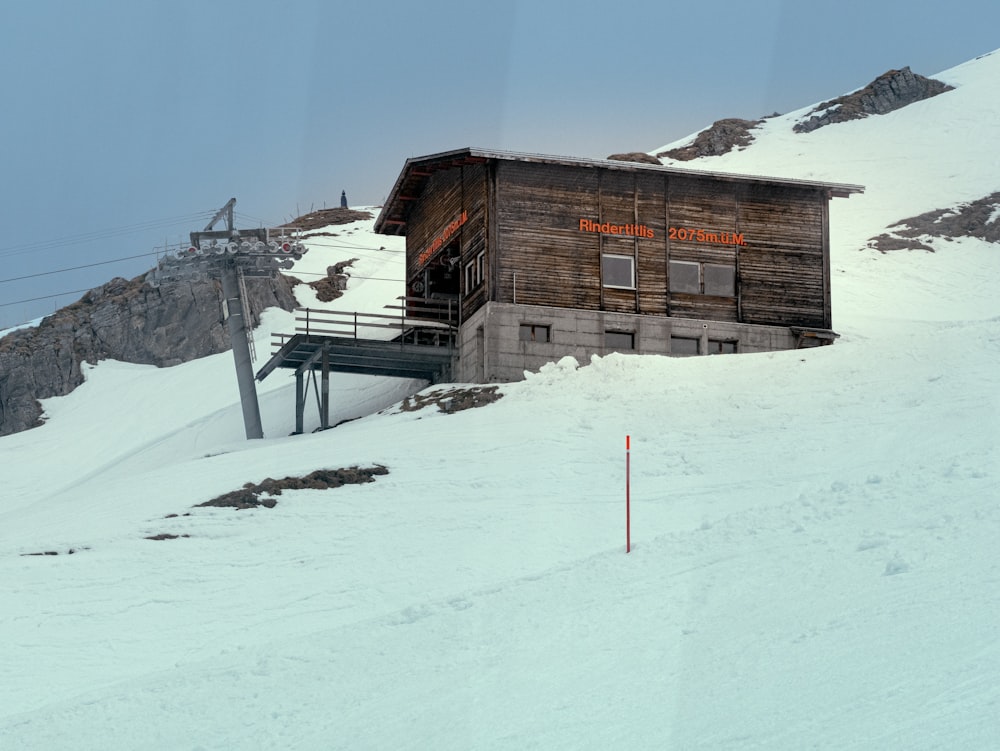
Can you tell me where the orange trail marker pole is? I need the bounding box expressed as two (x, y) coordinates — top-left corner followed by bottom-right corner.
(626, 435), (631, 554)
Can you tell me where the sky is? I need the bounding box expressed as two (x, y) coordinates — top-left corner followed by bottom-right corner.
(1, 0), (999, 328)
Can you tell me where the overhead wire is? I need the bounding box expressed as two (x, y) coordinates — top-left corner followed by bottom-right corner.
(0, 287), (94, 308)
(0, 250), (161, 284)
(0, 211), (215, 259)
(0, 216), (408, 324)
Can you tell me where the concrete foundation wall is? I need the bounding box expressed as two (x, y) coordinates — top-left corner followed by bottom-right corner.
(454, 302), (803, 383)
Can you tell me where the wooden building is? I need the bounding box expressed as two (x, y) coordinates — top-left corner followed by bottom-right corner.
(375, 148), (863, 382)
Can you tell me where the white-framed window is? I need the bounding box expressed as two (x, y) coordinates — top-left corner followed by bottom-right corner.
(464, 251), (486, 294)
(602, 254), (635, 289)
(669, 261), (736, 297)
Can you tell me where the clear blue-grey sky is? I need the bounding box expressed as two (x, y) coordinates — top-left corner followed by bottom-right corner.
(1, 0), (997, 328)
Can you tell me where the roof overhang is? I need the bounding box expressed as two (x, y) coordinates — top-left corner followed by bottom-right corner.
(374, 147), (865, 236)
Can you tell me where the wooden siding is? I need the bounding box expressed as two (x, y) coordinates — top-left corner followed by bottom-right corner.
(405, 165), (489, 324)
(666, 177), (740, 322)
(737, 184), (828, 328)
(636, 173), (668, 315)
(402, 157), (834, 331)
(405, 168), (464, 283)
(458, 164), (489, 320)
(494, 161), (603, 310)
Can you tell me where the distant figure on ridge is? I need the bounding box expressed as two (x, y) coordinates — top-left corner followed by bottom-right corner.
(340, 190), (348, 209)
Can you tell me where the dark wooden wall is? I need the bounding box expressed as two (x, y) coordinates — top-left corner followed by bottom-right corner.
(666, 177), (740, 322)
(405, 158), (832, 331)
(493, 161), (603, 310)
(736, 184), (829, 328)
(405, 164), (489, 322)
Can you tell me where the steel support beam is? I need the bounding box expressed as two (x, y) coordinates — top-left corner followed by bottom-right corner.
(220, 260), (264, 439)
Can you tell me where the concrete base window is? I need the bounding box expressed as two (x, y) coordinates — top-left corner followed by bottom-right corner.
(519, 323), (550, 343)
(605, 331), (635, 351)
(670, 336), (700, 355)
(709, 339), (737, 354)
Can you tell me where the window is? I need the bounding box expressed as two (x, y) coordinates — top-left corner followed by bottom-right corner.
(669, 261), (736, 297)
(704, 264), (736, 297)
(670, 336), (700, 355)
(602, 254), (635, 289)
(519, 323), (550, 343)
(708, 339), (737, 355)
(669, 261), (700, 294)
(464, 251), (485, 294)
(605, 331), (635, 351)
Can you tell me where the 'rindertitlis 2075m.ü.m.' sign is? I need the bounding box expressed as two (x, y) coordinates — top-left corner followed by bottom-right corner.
(578, 218), (654, 238)
(667, 227), (747, 246)
(578, 218), (747, 246)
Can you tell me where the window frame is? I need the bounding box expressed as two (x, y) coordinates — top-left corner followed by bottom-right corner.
(669, 260), (737, 297)
(670, 336), (701, 356)
(519, 323), (551, 343)
(668, 260), (701, 294)
(703, 263), (736, 297)
(601, 253), (636, 290)
(708, 339), (738, 355)
(464, 250), (486, 296)
(605, 330), (636, 351)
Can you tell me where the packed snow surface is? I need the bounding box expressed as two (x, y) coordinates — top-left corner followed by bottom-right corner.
(2, 52), (999, 749)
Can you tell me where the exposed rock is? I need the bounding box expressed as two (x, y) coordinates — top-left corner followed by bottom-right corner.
(196, 465), (389, 510)
(308, 259), (357, 303)
(656, 118), (763, 161)
(867, 192), (1000, 252)
(794, 66), (953, 134)
(606, 152), (662, 165)
(0, 271), (299, 436)
(399, 385), (503, 414)
(277, 207), (373, 232)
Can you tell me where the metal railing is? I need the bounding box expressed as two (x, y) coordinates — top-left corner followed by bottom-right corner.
(271, 296), (458, 350)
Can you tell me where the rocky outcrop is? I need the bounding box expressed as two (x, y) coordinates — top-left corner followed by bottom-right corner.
(867, 192), (1000, 252)
(307, 259), (357, 303)
(278, 207), (373, 232)
(794, 67), (953, 133)
(0, 272), (298, 436)
(606, 152), (662, 165)
(656, 118), (764, 161)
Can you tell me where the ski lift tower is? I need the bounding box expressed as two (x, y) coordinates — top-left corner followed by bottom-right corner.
(150, 198), (307, 439)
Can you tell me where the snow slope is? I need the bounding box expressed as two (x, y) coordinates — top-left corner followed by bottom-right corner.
(1, 53), (999, 750)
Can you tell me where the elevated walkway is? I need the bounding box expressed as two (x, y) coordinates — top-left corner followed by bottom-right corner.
(255, 299), (457, 432)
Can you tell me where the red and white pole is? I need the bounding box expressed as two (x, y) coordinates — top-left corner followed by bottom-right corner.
(626, 435), (631, 553)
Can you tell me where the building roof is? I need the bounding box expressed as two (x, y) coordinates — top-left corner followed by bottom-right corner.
(373, 147), (865, 236)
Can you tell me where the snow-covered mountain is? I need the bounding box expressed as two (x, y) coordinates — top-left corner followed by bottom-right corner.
(1, 51), (998, 749)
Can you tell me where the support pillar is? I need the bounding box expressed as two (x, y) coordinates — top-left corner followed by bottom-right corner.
(320, 343), (330, 430)
(294, 369), (305, 435)
(220, 260), (264, 439)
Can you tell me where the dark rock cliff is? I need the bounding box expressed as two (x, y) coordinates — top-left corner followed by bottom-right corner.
(656, 118), (765, 162)
(794, 66), (953, 133)
(0, 272), (298, 436)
